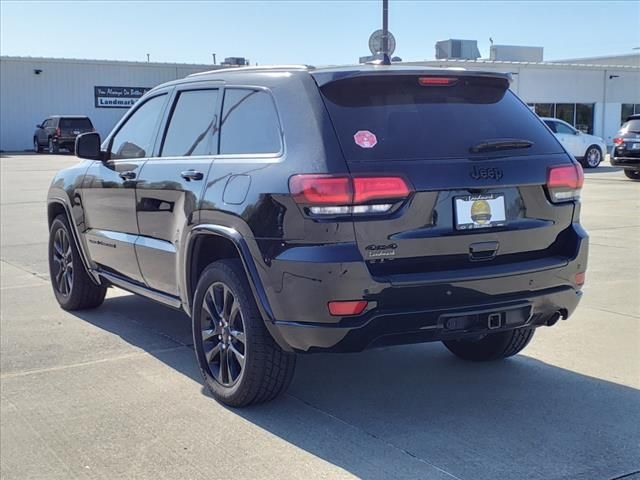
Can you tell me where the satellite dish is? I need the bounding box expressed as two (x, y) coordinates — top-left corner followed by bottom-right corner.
(368, 29), (396, 56)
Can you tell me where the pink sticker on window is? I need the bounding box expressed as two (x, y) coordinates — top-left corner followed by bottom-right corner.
(354, 130), (377, 149)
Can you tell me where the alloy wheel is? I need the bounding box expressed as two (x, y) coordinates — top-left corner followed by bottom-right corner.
(200, 281), (246, 386)
(586, 147), (601, 167)
(52, 227), (73, 296)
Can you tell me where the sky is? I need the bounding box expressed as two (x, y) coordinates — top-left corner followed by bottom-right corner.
(1, 1), (639, 66)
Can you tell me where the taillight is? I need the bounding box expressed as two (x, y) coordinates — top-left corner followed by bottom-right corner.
(613, 137), (624, 146)
(418, 77), (458, 86)
(55, 127), (61, 137)
(352, 177), (410, 203)
(289, 174), (411, 216)
(547, 164), (584, 203)
(289, 175), (351, 204)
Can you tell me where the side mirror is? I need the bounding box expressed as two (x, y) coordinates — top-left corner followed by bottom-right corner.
(36, 124), (42, 129)
(574, 130), (581, 135)
(75, 132), (103, 160)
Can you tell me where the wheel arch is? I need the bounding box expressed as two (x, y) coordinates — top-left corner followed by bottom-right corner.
(47, 198), (101, 285)
(184, 225), (293, 352)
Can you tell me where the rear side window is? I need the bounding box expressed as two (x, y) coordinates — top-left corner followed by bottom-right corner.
(110, 94), (166, 160)
(60, 118), (93, 130)
(162, 89), (219, 156)
(219, 89), (281, 155)
(621, 119), (640, 133)
(320, 75), (563, 161)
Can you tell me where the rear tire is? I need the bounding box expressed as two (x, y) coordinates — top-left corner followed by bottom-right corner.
(624, 170), (640, 181)
(48, 215), (106, 310)
(192, 259), (296, 407)
(443, 327), (535, 361)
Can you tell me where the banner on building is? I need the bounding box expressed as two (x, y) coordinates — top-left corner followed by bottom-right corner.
(94, 86), (151, 108)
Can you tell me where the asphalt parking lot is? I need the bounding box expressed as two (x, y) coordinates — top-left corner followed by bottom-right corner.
(1, 153), (639, 480)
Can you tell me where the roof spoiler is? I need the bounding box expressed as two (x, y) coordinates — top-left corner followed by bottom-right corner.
(311, 68), (512, 87)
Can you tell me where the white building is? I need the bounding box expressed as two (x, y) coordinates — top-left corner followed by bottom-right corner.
(2, 53), (639, 151)
(0, 56), (217, 151)
(405, 53), (640, 145)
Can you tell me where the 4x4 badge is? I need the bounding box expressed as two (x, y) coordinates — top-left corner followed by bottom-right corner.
(470, 166), (503, 181)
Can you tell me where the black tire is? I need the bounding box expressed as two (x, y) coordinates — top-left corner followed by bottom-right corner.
(581, 145), (602, 168)
(48, 138), (58, 154)
(48, 215), (106, 310)
(33, 137), (42, 153)
(624, 170), (640, 181)
(192, 259), (296, 407)
(443, 327), (535, 362)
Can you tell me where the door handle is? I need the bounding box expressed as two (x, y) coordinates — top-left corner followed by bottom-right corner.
(181, 170), (204, 181)
(119, 170), (136, 180)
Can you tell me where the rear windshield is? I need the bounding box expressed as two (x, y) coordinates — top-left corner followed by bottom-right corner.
(621, 119), (640, 133)
(60, 118), (93, 129)
(320, 75), (563, 161)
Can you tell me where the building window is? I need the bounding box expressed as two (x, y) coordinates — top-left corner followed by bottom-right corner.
(529, 103), (594, 134)
(555, 104), (575, 126)
(575, 104), (595, 135)
(621, 104), (640, 124)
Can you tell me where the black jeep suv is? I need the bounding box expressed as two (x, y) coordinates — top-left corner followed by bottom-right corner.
(611, 114), (640, 180)
(47, 65), (588, 407)
(35, 115), (94, 153)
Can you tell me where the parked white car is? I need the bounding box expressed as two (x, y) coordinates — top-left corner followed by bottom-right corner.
(540, 117), (606, 168)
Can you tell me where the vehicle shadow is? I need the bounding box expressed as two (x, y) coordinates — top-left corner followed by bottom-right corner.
(71, 293), (640, 480)
(584, 165), (622, 174)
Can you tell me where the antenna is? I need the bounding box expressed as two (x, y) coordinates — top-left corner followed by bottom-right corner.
(381, 0), (391, 65)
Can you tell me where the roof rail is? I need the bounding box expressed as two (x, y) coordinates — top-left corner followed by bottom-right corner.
(188, 64), (314, 77)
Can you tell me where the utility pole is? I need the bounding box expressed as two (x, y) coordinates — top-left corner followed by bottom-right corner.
(146, 53), (150, 63)
(212, 53), (217, 65)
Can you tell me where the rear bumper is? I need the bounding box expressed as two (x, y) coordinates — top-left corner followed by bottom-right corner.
(611, 156), (640, 170)
(274, 286), (581, 353)
(258, 224), (588, 353)
(52, 136), (78, 146)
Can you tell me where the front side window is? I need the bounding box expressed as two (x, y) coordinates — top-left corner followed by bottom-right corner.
(219, 89), (281, 155)
(110, 94), (166, 160)
(554, 122), (575, 135)
(161, 89), (219, 157)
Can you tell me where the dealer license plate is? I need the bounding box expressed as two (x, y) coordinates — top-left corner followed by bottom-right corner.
(455, 194), (506, 230)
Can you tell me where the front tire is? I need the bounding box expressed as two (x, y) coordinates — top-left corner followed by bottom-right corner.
(443, 327), (535, 361)
(582, 145), (602, 168)
(624, 170), (640, 181)
(48, 215), (106, 310)
(34, 137), (42, 153)
(192, 259), (296, 407)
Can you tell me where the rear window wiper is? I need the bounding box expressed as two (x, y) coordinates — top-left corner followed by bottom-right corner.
(470, 139), (534, 153)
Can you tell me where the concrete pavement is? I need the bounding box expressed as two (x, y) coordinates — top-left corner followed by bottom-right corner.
(1, 154), (639, 479)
